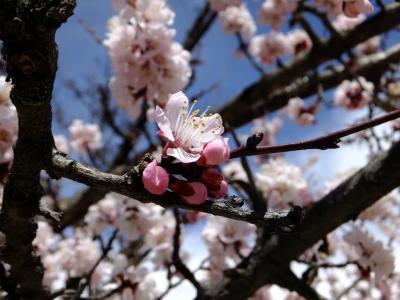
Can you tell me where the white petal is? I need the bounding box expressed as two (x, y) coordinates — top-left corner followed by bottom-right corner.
(155, 106), (174, 141)
(166, 147), (200, 163)
(165, 91), (189, 131)
(196, 113), (224, 144)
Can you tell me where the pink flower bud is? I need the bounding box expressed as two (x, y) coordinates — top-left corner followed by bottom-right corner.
(209, 180), (228, 199)
(200, 168), (223, 190)
(171, 181), (208, 205)
(200, 137), (230, 166)
(142, 160), (169, 195)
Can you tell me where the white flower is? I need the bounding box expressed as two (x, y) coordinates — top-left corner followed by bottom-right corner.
(344, 226), (395, 280)
(218, 5), (256, 39)
(0, 76), (12, 105)
(155, 91), (224, 163)
(249, 31), (291, 65)
(68, 119), (103, 154)
(256, 158), (312, 209)
(54, 134), (69, 153)
(258, 0), (298, 29)
(333, 77), (374, 110)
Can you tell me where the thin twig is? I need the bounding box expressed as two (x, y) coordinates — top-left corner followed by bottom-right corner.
(230, 108), (400, 158)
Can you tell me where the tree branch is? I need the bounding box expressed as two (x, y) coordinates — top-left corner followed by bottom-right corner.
(0, 0), (75, 298)
(230, 108), (400, 158)
(46, 153), (303, 230)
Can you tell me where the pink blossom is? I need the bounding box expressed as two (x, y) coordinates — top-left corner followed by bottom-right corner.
(155, 91), (224, 163)
(53, 134), (69, 153)
(258, 0), (298, 29)
(200, 137), (230, 166)
(332, 14), (365, 32)
(249, 31), (291, 65)
(142, 160), (169, 195)
(343, 0), (373, 18)
(104, 0), (191, 118)
(355, 36), (380, 56)
(68, 119), (102, 154)
(171, 181), (208, 205)
(333, 77), (374, 109)
(287, 29), (312, 56)
(209, 180), (228, 199)
(286, 97), (318, 125)
(208, 0), (242, 12)
(218, 5), (256, 39)
(344, 226), (394, 280)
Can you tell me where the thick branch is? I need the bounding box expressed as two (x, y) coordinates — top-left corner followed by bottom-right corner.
(46, 153), (303, 230)
(219, 3), (400, 128)
(0, 0), (75, 298)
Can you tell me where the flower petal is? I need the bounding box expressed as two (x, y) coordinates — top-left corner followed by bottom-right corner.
(165, 91), (189, 132)
(195, 113), (224, 144)
(166, 147), (200, 163)
(155, 105), (174, 142)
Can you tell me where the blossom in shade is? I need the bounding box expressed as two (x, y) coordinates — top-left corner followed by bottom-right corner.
(0, 76), (12, 105)
(344, 226), (395, 280)
(287, 29), (312, 56)
(332, 14), (365, 32)
(208, 0), (242, 12)
(218, 5), (256, 39)
(333, 77), (374, 109)
(249, 31), (291, 65)
(343, 0), (373, 18)
(68, 119), (103, 154)
(208, 180), (228, 198)
(171, 181), (208, 205)
(142, 160), (169, 195)
(200, 137), (230, 166)
(355, 36), (380, 56)
(155, 91), (224, 163)
(256, 158), (312, 209)
(200, 168), (228, 198)
(54, 134), (69, 154)
(286, 97), (318, 125)
(258, 0), (298, 29)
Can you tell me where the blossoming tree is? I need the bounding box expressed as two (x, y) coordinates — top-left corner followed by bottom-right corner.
(1, 0), (400, 299)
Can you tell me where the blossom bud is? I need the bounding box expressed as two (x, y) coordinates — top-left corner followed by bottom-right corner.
(200, 137), (230, 166)
(209, 180), (228, 199)
(171, 181), (207, 205)
(200, 168), (223, 190)
(142, 160), (169, 195)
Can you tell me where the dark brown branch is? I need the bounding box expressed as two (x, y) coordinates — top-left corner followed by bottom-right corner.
(46, 153), (303, 230)
(183, 4), (217, 51)
(230, 108), (400, 158)
(0, 0), (75, 298)
(172, 209), (204, 295)
(219, 3), (400, 128)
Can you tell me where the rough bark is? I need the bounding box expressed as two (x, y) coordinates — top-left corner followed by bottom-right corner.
(0, 1), (75, 298)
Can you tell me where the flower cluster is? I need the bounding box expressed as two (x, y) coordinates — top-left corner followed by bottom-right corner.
(255, 158), (313, 209)
(344, 226), (395, 280)
(249, 29), (312, 65)
(333, 77), (374, 110)
(218, 5), (256, 39)
(315, 0), (373, 18)
(68, 119), (103, 154)
(202, 215), (256, 282)
(258, 0), (298, 29)
(208, 0), (242, 12)
(104, 0), (191, 119)
(141, 92), (230, 205)
(285, 97), (319, 125)
(0, 76), (17, 164)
